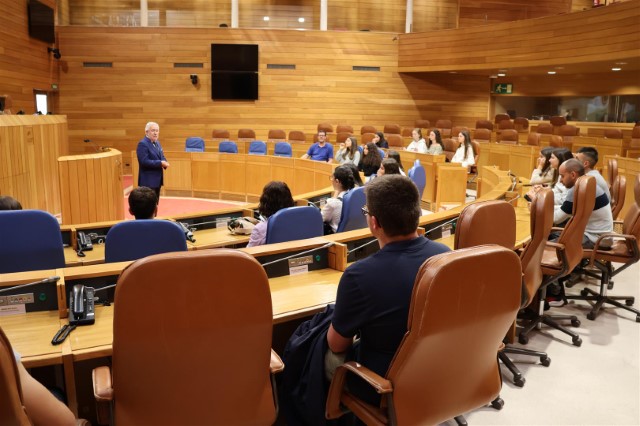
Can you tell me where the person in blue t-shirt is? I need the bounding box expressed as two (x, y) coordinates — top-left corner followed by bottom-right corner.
(326, 175), (450, 405)
(301, 130), (334, 163)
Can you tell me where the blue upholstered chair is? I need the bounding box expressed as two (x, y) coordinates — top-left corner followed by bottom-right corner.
(105, 220), (187, 263)
(185, 137), (205, 152)
(0, 210), (65, 273)
(408, 159), (426, 198)
(248, 140), (267, 155)
(335, 187), (367, 233)
(265, 206), (323, 244)
(274, 142), (293, 157)
(219, 141), (238, 154)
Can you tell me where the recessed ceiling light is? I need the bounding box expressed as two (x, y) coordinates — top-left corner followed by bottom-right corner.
(615, 62), (627, 65)
(497, 73), (506, 77)
(263, 16), (270, 21)
(449, 71), (457, 74)
(489, 75), (498, 79)
(298, 17), (305, 23)
(554, 66), (564, 70)
(498, 69), (508, 72)
(547, 71), (556, 75)
(611, 67), (622, 71)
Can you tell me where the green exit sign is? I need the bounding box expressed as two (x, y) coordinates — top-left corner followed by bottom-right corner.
(494, 83), (513, 94)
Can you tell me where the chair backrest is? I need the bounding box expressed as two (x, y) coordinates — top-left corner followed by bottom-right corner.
(442, 138), (457, 161)
(498, 119), (514, 130)
(336, 132), (351, 144)
(288, 130), (306, 143)
(536, 123), (553, 135)
(450, 126), (467, 138)
(360, 125), (377, 135)
(336, 124), (353, 134)
(527, 132), (541, 146)
(454, 200), (516, 250)
(211, 129), (230, 140)
(604, 128), (623, 139)
(559, 124), (579, 136)
(105, 220), (188, 263)
(473, 128), (491, 142)
(493, 113), (510, 125)
(631, 126), (640, 148)
(248, 140), (267, 155)
(611, 174), (626, 221)
(435, 119), (452, 137)
(383, 124), (401, 135)
(549, 135), (563, 148)
(185, 136), (205, 152)
(521, 188), (554, 307)
(361, 132), (376, 144)
(387, 134), (403, 147)
(387, 246), (521, 425)
(414, 119), (430, 129)
(401, 127), (413, 137)
(0, 327), (30, 425)
(274, 142), (293, 157)
(317, 122), (334, 134)
(237, 128), (256, 141)
(265, 206), (323, 244)
(267, 129), (286, 141)
(407, 160), (426, 198)
(550, 115), (567, 127)
(111, 249), (276, 425)
(621, 174), (640, 239)
(607, 158), (618, 189)
(219, 141), (238, 153)
(471, 140), (480, 165)
(0, 210), (65, 273)
(335, 187), (367, 233)
(556, 175), (596, 272)
(475, 119), (494, 131)
(514, 117), (529, 132)
(498, 129), (519, 144)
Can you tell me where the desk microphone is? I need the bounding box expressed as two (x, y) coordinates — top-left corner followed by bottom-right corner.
(260, 242), (335, 267)
(0, 276), (60, 294)
(84, 139), (109, 153)
(507, 170), (518, 192)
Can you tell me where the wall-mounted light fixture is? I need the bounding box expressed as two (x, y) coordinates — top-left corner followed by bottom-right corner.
(190, 74), (198, 85)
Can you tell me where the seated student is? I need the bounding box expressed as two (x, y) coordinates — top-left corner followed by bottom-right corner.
(451, 130), (476, 168)
(301, 130), (334, 163)
(549, 148), (575, 206)
(575, 146), (611, 202)
(334, 136), (361, 166)
(377, 158), (401, 176)
(553, 159), (612, 249)
(0, 195), (22, 210)
(343, 163), (364, 187)
(321, 165), (356, 234)
(405, 128), (427, 153)
(426, 129), (445, 155)
(13, 350), (76, 426)
(372, 132), (389, 149)
(326, 175), (450, 405)
(247, 181), (295, 247)
(385, 150), (406, 176)
(359, 142), (383, 180)
(128, 186), (158, 219)
(530, 147), (556, 186)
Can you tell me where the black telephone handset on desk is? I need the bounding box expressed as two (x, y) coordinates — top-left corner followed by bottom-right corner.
(76, 231), (93, 257)
(69, 284), (95, 325)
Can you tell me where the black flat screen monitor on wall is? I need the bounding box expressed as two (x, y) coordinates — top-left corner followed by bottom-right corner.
(211, 71), (258, 101)
(211, 44), (259, 72)
(28, 0), (55, 44)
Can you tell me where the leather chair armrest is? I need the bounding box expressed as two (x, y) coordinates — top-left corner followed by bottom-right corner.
(326, 361), (392, 420)
(270, 349), (284, 374)
(92, 366), (113, 402)
(550, 226), (564, 232)
(589, 233), (638, 265)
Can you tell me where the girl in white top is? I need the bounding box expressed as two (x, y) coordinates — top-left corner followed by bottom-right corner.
(322, 165), (356, 234)
(405, 128), (428, 153)
(530, 147), (556, 186)
(335, 136), (361, 166)
(451, 130), (476, 168)
(426, 129), (445, 155)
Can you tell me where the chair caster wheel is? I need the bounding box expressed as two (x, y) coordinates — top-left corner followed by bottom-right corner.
(572, 336), (582, 347)
(514, 377), (525, 387)
(491, 398), (504, 410)
(580, 289), (589, 297)
(571, 318), (581, 327)
(587, 312), (596, 321)
(540, 356), (551, 367)
(625, 299), (635, 306)
(518, 335), (529, 345)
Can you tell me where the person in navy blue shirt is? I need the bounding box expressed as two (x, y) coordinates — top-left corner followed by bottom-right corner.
(136, 122), (170, 200)
(301, 130), (334, 162)
(326, 175), (450, 404)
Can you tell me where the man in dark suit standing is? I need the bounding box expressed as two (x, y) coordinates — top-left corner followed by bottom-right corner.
(137, 121), (169, 200)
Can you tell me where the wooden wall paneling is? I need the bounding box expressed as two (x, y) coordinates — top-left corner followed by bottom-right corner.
(411, 0), (459, 32)
(245, 154), (273, 199)
(508, 144), (537, 180)
(398, 1), (640, 72)
(435, 164), (467, 210)
(328, 0), (405, 32)
(270, 156), (296, 186)
(219, 154), (247, 201)
(458, 0), (572, 28)
(191, 152), (221, 199)
(486, 143), (512, 173)
(293, 159), (317, 194)
(163, 151), (193, 195)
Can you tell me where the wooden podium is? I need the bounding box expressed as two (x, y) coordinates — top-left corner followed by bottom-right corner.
(58, 149), (124, 225)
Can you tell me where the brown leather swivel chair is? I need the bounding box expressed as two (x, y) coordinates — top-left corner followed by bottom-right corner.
(628, 126), (640, 157)
(211, 129), (230, 141)
(473, 128), (492, 143)
(326, 246), (522, 425)
(494, 113), (510, 127)
(360, 125), (377, 135)
(237, 128), (256, 142)
(519, 175), (597, 347)
(361, 132), (376, 144)
(450, 126), (467, 139)
(498, 119), (515, 130)
(536, 123), (553, 135)
(386, 134), (403, 147)
(267, 129), (286, 142)
(443, 138), (458, 162)
(514, 117), (530, 132)
(401, 127), (413, 137)
(498, 129), (519, 144)
(527, 132), (541, 146)
(604, 128), (623, 139)
(414, 119), (430, 129)
(336, 132), (351, 144)
(336, 124), (353, 134)
(611, 174), (627, 221)
(383, 123), (401, 135)
(288, 130), (306, 143)
(0, 327), (30, 425)
(607, 158), (618, 193)
(317, 122), (334, 134)
(92, 249), (284, 425)
(435, 119), (452, 138)
(566, 174), (640, 322)
(475, 119), (494, 131)
(550, 116), (567, 134)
